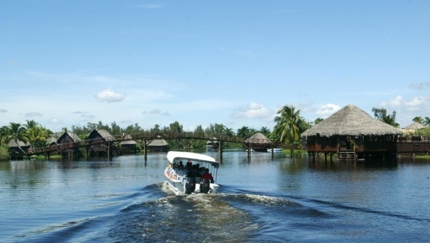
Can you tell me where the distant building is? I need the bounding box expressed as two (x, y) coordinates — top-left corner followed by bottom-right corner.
(8, 140), (30, 160)
(57, 132), (82, 158)
(148, 139), (169, 152)
(301, 104), (403, 161)
(244, 133), (273, 152)
(402, 122), (426, 134)
(87, 129), (115, 157)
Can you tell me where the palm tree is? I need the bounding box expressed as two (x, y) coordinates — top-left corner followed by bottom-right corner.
(314, 118), (324, 125)
(24, 126), (50, 151)
(424, 117), (430, 126)
(273, 105), (304, 145)
(24, 120), (38, 129)
(413, 116), (424, 124)
(7, 122), (28, 154)
(0, 125), (11, 145)
(372, 107), (399, 127)
(259, 126), (271, 137)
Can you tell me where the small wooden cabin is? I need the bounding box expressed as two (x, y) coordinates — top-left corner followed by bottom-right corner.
(301, 104), (403, 161)
(57, 132), (82, 158)
(244, 133), (273, 152)
(87, 129), (115, 157)
(8, 140), (30, 160)
(147, 139), (169, 152)
(120, 140), (138, 154)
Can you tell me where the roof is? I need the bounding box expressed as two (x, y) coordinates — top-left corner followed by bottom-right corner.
(95, 129), (114, 141)
(301, 104), (403, 137)
(47, 137), (57, 145)
(120, 140), (137, 145)
(244, 133), (273, 144)
(148, 139), (168, 146)
(8, 140), (29, 147)
(166, 151), (219, 165)
(404, 122), (426, 130)
(58, 132), (81, 143)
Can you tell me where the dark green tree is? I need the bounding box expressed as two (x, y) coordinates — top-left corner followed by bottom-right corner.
(372, 107), (399, 127)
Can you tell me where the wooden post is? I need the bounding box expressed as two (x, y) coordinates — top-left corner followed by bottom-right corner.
(218, 141), (223, 163)
(144, 139), (148, 161)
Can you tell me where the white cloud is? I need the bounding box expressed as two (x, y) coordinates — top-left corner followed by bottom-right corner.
(95, 89), (126, 102)
(231, 102), (273, 120)
(378, 95), (430, 127)
(21, 112), (43, 117)
(49, 118), (60, 124)
(403, 96), (428, 107)
(379, 95), (429, 110)
(315, 104), (341, 118)
(379, 95), (403, 107)
(148, 109), (162, 114)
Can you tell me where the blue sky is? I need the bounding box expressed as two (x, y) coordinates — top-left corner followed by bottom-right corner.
(1, 0), (429, 133)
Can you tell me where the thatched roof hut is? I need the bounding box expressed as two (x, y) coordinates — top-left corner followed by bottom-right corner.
(244, 133), (272, 144)
(88, 129), (114, 141)
(301, 104), (402, 137)
(244, 133), (273, 152)
(404, 122), (425, 131)
(8, 140), (29, 147)
(301, 104), (402, 161)
(148, 139), (169, 152)
(57, 132), (81, 143)
(47, 136), (57, 145)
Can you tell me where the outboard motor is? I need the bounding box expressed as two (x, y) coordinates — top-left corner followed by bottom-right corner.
(200, 178), (210, 193)
(185, 177), (196, 194)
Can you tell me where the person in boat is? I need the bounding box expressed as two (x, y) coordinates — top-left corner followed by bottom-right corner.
(193, 164), (201, 183)
(201, 168), (214, 183)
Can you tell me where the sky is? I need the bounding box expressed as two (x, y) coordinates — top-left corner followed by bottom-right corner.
(1, 0), (429, 133)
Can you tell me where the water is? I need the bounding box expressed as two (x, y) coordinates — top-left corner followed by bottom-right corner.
(1, 152), (429, 243)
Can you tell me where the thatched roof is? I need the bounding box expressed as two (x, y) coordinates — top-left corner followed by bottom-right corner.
(244, 133), (273, 144)
(58, 132), (81, 143)
(8, 140), (29, 147)
(120, 140), (137, 145)
(47, 137), (57, 145)
(148, 139), (168, 146)
(90, 129), (114, 141)
(301, 104), (403, 137)
(404, 122), (425, 130)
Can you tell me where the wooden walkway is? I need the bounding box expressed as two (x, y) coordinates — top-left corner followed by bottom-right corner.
(22, 131), (281, 162)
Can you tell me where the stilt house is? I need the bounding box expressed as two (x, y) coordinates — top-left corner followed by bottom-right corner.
(301, 104), (403, 161)
(87, 129), (115, 156)
(147, 139), (169, 152)
(8, 140), (30, 159)
(57, 132), (82, 157)
(244, 133), (273, 152)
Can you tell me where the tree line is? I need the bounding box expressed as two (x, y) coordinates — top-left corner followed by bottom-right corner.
(1, 105), (429, 160)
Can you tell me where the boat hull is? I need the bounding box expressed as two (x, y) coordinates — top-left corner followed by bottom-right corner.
(164, 151), (220, 195)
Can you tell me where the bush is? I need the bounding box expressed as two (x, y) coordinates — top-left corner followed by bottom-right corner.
(0, 145), (10, 161)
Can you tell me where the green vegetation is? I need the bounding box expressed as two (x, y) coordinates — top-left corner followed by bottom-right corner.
(0, 144), (10, 160)
(372, 107), (400, 127)
(414, 127), (430, 136)
(1, 106), (428, 161)
(273, 105), (310, 152)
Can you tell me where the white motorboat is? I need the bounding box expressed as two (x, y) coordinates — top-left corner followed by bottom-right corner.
(164, 151), (220, 195)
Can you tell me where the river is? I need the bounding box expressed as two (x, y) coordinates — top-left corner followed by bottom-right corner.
(1, 151), (429, 243)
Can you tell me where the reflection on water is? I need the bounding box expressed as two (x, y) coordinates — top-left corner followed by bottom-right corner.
(1, 153), (430, 243)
